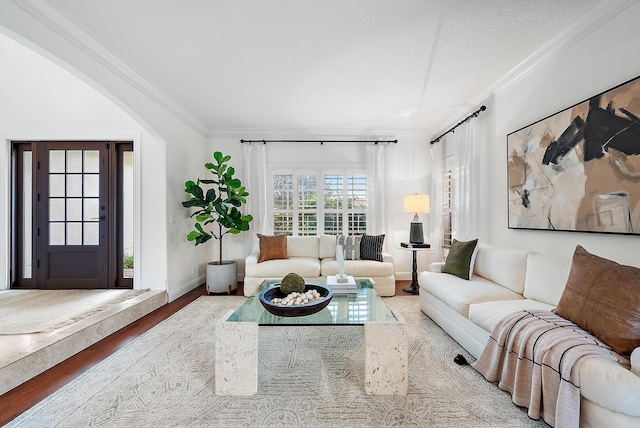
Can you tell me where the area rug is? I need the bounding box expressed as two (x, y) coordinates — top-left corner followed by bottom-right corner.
(7, 296), (545, 427)
(0, 289), (149, 335)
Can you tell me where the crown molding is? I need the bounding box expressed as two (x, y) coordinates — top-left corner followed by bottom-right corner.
(430, 0), (637, 140)
(487, 0), (637, 97)
(9, 0), (209, 136)
(206, 127), (430, 140)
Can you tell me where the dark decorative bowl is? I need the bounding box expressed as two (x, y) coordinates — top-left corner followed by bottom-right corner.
(259, 284), (333, 317)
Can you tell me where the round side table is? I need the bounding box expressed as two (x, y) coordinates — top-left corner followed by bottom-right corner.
(399, 243), (431, 294)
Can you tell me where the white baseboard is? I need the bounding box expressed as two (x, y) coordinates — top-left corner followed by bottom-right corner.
(168, 275), (205, 302)
(395, 272), (412, 281)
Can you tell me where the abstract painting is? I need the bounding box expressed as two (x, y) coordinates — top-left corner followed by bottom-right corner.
(508, 75), (640, 234)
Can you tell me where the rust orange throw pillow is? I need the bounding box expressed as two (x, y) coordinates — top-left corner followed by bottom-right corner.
(554, 245), (640, 356)
(257, 233), (288, 263)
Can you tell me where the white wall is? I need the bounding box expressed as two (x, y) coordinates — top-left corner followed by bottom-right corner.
(166, 129), (210, 298)
(0, 32), (209, 299)
(0, 33), (164, 291)
(207, 132), (432, 278)
(0, 2), (211, 300)
(484, 1), (640, 266)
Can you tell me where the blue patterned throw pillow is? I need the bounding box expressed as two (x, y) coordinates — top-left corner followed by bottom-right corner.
(360, 234), (385, 262)
(337, 235), (362, 260)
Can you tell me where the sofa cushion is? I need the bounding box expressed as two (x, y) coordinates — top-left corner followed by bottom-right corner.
(319, 235), (337, 259)
(469, 299), (556, 333)
(286, 236), (319, 258)
(321, 258), (394, 277)
(245, 257), (320, 278)
(554, 245), (640, 356)
(523, 253), (571, 306)
(419, 271), (523, 318)
(579, 357), (640, 417)
(360, 234), (385, 261)
(257, 233), (288, 262)
(442, 239), (478, 280)
(337, 235), (362, 260)
(473, 244), (529, 293)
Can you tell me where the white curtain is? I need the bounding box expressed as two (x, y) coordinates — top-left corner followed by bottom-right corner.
(243, 142), (269, 253)
(451, 120), (480, 241)
(365, 142), (394, 249)
(428, 141), (444, 262)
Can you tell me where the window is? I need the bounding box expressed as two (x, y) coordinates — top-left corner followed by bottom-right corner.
(271, 170), (367, 235)
(442, 156), (455, 249)
(442, 168), (453, 250)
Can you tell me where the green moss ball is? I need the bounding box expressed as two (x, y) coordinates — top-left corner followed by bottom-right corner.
(280, 272), (306, 294)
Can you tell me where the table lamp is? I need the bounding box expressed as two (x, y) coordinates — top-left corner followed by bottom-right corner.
(403, 194), (430, 244)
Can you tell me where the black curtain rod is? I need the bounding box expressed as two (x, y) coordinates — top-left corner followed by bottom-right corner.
(240, 139), (397, 145)
(429, 105), (486, 145)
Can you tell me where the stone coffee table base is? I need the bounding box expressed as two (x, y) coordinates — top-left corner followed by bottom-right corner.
(215, 309), (408, 396)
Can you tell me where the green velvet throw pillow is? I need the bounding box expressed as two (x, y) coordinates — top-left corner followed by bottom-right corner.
(442, 239), (479, 280)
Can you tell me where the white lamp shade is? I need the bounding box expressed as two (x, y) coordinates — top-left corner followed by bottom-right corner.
(403, 194), (430, 214)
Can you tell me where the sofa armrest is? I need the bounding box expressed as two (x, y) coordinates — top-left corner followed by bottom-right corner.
(245, 252), (260, 265)
(382, 252), (394, 264)
(632, 347), (640, 376)
(429, 262), (444, 273)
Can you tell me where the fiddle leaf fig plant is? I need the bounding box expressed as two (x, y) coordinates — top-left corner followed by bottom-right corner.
(182, 151), (253, 264)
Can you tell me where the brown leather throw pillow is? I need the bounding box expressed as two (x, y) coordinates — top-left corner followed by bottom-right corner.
(554, 245), (640, 356)
(257, 233), (288, 263)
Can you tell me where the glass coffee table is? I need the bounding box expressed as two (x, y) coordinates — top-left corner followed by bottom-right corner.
(215, 278), (408, 396)
(227, 279), (398, 325)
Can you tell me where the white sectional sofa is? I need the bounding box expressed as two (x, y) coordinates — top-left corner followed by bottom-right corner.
(418, 243), (640, 428)
(244, 235), (395, 297)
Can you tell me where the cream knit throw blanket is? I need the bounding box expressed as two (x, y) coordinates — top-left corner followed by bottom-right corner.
(472, 310), (624, 428)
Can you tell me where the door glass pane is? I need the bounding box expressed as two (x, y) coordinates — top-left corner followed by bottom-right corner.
(84, 150), (99, 173)
(67, 222), (82, 245)
(67, 199), (82, 221)
(67, 174), (82, 197)
(46, 150), (102, 248)
(84, 174), (99, 197)
(23, 151), (32, 278)
(84, 222), (99, 245)
(67, 150), (83, 173)
(50, 174), (65, 197)
(123, 151), (134, 278)
(50, 222), (65, 245)
(50, 150), (66, 173)
(84, 198), (99, 221)
(49, 198), (65, 221)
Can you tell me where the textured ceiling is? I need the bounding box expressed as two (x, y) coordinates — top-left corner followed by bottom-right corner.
(50, 0), (597, 134)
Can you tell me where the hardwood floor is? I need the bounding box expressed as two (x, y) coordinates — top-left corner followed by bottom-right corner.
(0, 280), (416, 424)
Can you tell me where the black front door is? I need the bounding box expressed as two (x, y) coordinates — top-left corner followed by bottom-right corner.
(12, 141), (133, 289)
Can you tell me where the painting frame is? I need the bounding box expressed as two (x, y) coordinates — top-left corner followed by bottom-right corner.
(507, 74), (640, 235)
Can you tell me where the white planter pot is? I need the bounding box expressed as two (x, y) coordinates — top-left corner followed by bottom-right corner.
(206, 261), (238, 294)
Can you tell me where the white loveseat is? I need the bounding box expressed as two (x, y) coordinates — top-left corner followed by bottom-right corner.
(418, 243), (640, 428)
(244, 235), (395, 297)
